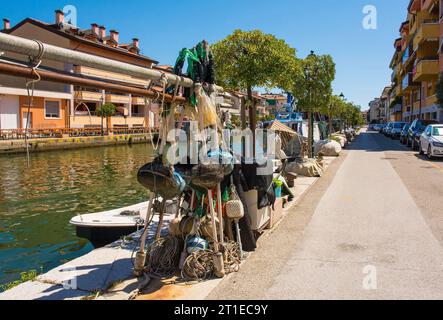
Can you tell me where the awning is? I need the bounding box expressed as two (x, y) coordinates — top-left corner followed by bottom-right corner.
(268, 120), (298, 135)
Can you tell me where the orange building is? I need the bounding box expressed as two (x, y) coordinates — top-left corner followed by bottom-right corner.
(0, 10), (161, 131)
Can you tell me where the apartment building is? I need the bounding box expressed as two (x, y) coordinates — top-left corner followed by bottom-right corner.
(368, 98), (381, 123)
(0, 10), (160, 131)
(262, 94), (287, 115)
(388, 0), (442, 123)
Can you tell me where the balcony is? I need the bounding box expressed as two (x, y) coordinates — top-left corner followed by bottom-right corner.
(413, 101), (421, 111)
(74, 66), (150, 87)
(391, 67), (398, 83)
(422, 0), (439, 12)
(402, 72), (419, 92)
(74, 90), (103, 102)
(413, 58), (439, 82)
(425, 94), (438, 107)
(132, 96), (146, 105)
(105, 94), (131, 104)
(413, 21), (439, 48)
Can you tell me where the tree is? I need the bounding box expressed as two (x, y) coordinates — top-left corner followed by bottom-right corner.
(324, 94), (346, 136)
(292, 52), (336, 157)
(96, 103), (117, 135)
(212, 30), (299, 135)
(341, 102), (364, 129)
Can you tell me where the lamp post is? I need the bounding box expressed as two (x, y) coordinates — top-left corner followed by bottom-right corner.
(338, 93), (345, 133)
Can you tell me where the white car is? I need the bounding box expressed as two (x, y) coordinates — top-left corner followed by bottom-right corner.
(419, 125), (443, 159)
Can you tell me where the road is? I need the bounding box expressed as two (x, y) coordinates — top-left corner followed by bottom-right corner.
(208, 130), (443, 300)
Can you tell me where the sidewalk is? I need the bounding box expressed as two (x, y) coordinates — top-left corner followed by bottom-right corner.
(0, 157), (338, 301)
(210, 131), (443, 300)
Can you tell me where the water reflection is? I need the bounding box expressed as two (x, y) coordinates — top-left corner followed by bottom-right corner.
(0, 143), (154, 288)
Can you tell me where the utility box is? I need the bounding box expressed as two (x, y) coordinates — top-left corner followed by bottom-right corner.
(245, 190), (271, 231)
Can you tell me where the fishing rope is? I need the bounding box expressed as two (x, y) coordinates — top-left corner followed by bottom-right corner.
(158, 73), (169, 156)
(24, 40), (45, 168)
(145, 236), (182, 278)
(144, 96), (161, 151)
(181, 241), (241, 282)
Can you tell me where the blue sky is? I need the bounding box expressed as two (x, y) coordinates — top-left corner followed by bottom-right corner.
(1, 0), (410, 110)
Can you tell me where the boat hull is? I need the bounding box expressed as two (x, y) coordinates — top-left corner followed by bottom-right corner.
(76, 225), (141, 248)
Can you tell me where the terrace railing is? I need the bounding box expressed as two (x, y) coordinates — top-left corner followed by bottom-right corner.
(0, 127), (159, 141)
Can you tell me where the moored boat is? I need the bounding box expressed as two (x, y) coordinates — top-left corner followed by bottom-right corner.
(70, 199), (177, 247)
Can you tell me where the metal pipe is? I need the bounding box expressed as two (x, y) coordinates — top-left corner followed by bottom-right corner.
(0, 61), (186, 103)
(0, 33), (223, 92)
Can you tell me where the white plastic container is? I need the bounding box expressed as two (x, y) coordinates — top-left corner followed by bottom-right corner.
(244, 190), (271, 231)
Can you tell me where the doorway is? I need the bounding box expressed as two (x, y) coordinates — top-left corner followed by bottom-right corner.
(22, 112), (32, 129)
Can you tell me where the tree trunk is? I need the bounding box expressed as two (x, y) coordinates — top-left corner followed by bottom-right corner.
(247, 86), (256, 157)
(308, 112), (313, 158)
(106, 116), (111, 135)
(329, 111), (333, 138)
(101, 115), (104, 136)
(240, 97), (247, 130)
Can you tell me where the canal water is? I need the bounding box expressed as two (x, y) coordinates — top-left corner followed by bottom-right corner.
(0, 143), (155, 289)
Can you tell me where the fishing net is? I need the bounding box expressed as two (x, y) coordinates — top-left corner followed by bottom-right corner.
(137, 160), (186, 200)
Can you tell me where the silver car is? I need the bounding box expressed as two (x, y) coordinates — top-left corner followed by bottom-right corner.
(419, 125), (443, 159)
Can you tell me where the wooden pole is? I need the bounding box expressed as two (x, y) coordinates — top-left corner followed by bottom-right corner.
(155, 200), (167, 241)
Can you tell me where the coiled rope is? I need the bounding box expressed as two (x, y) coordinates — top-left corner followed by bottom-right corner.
(181, 241), (241, 282)
(145, 236), (182, 278)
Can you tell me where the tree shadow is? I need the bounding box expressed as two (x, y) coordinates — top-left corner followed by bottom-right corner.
(345, 132), (412, 153)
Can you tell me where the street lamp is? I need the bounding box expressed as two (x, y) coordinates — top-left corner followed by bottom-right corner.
(339, 93), (345, 132)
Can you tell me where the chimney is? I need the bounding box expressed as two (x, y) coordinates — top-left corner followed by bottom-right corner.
(3, 19), (10, 30)
(55, 10), (64, 24)
(99, 26), (106, 39)
(91, 23), (99, 36)
(132, 38), (139, 48)
(110, 30), (119, 44)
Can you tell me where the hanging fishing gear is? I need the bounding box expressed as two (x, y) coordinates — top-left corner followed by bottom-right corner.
(134, 39), (251, 285)
(24, 39), (45, 168)
(171, 40), (216, 106)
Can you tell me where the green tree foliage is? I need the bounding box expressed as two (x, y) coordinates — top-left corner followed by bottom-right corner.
(342, 102), (364, 128)
(96, 103), (117, 135)
(293, 53), (336, 113)
(212, 29), (300, 96)
(96, 103), (117, 118)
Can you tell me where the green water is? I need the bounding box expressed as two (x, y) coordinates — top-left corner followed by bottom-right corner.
(0, 143), (155, 289)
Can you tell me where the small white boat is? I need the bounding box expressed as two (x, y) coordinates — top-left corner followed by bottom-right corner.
(70, 199), (177, 247)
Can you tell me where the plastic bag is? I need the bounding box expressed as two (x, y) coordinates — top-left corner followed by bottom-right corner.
(197, 92), (218, 128)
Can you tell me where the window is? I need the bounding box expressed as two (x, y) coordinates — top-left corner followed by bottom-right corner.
(433, 127), (443, 136)
(45, 100), (61, 119)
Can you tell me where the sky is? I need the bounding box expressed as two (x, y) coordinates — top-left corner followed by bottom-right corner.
(1, 0), (410, 110)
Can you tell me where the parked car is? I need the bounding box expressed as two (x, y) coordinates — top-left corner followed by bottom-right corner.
(400, 124), (410, 144)
(419, 125), (443, 159)
(373, 124), (382, 131)
(379, 124), (387, 133)
(407, 119), (439, 150)
(390, 122), (407, 140)
(384, 123), (394, 137)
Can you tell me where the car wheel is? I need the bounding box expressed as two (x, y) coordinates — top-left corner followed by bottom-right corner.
(419, 143), (424, 155)
(427, 146), (434, 160)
